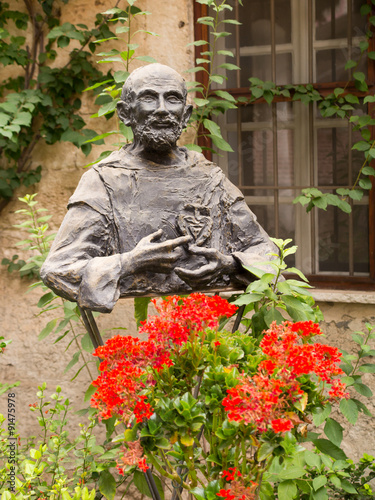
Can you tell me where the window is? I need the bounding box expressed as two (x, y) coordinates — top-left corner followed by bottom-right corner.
(194, 0), (375, 288)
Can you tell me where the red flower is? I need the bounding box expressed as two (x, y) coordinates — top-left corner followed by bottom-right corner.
(222, 468), (242, 481)
(223, 322), (347, 430)
(271, 418), (293, 433)
(138, 457), (149, 472)
(91, 294), (237, 425)
(217, 489), (236, 500)
(133, 396), (153, 423)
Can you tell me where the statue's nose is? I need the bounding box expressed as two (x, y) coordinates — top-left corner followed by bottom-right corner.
(154, 97), (168, 115)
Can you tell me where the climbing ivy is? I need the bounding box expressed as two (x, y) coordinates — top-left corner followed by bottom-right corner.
(82, 0), (158, 168)
(185, 0), (244, 154)
(246, 2), (375, 214)
(0, 0), (125, 212)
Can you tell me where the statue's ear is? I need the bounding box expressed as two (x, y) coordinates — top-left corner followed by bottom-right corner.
(182, 104), (193, 128)
(117, 101), (132, 126)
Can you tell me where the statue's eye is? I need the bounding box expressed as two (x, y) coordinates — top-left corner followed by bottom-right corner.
(141, 95), (156, 102)
(167, 95), (181, 104)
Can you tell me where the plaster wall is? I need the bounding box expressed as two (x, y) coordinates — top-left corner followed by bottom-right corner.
(0, 0), (374, 474)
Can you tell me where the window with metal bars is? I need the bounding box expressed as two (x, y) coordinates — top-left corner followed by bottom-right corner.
(194, 0), (375, 289)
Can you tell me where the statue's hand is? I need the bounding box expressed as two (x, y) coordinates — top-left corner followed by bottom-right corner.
(122, 229), (192, 274)
(175, 244), (238, 285)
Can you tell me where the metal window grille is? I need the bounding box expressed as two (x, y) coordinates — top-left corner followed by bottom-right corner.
(209, 0), (372, 280)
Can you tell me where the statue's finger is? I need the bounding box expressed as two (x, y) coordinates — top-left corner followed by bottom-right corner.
(188, 245), (216, 256)
(149, 228), (164, 241)
(164, 235), (192, 249)
(175, 263), (213, 279)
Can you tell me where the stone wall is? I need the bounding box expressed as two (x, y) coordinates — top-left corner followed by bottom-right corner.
(0, 0), (374, 471)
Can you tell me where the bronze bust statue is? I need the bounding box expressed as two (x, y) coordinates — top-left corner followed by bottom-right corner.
(41, 64), (276, 313)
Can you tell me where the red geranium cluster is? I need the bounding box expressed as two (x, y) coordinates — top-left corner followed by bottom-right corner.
(223, 321), (348, 433)
(91, 294), (236, 424)
(217, 468), (257, 500)
(91, 294), (236, 475)
(139, 293), (237, 346)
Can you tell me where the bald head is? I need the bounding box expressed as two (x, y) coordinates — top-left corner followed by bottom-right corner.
(117, 64), (193, 153)
(121, 63), (187, 103)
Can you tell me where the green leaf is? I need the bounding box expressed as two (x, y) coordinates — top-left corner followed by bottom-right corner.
(344, 93), (359, 103)
(194, 97), (210, 107)
(84, 80), (113, 92)
(340, 480), (357, 494)
(64, 351), (80, 373)
(279, 466), (305, 480)
(209, 74), (225, 84)
(233, 293), (263, 306)
(185, 143), (202, 153)
(203, 118), (222, 137)
(99, 470), (117, 500)
(133, 470), (164, 499)
(312, 439), (347, 460)
(313, 476), (327, 491)
(210, 134), (234, 152)
(257, 442), (276, 461)
(352, 140), (370, 151)
(282, 295), (312, 322)
(304, 450), (321, 468)
(358, 363), (375, 373)
(218, 63), (240, 71)
(214, 90), (236, 102)
(278, 480), (297, 500)
(337, 199), (352, 213)
(37, 292), (56, 308)
(136, 55), (157, 63)
(191, 488), (206, 500)
(324, 418), (343, 447)
(359, 178), (372, 190)
(353, 71), (366, 82)
(311, 487), (328, 500)
(362, 166), (375, 176)
(134, 297), (151, 328)
(84, 383), (97, 402)
(340, 399), (358, 424)
(348, 189), (363, 201)
(38, 318), (57, 341)
(114, 71), (129, 83)
(264, 307), (284, 326)
(81, 332), (94, 353)
(312, 404), (332, 426)
(353, 382), (373, 398)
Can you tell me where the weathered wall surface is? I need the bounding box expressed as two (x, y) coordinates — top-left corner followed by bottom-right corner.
(316, 301), (375, 461)
(0, 0), (374, 470)
(0, 0), (194, 439)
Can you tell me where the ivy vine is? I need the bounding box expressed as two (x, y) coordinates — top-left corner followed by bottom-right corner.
(0, 0), (125, 212)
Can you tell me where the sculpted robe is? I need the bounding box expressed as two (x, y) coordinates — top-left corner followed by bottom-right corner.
(41, 146), (276, 312)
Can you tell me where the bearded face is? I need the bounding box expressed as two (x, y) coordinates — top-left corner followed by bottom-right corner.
(132, 114), (183, 153)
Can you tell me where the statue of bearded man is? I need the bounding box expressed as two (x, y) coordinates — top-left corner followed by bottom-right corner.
(41, 64), (276, 313)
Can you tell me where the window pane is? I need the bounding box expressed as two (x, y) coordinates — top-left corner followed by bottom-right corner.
(316, 0), (348, 40)
(316, 48), (367, 83)
(278, 129), (294, 186)
(227, 131), (240, 185)
(353, 204), (369, 274)
(316, 0), (366, 40)
(316, 48), (349, 82)
(241, 129), (274, 186)
(237, 0), (291, 47)
(231, 53), (292, 87)
(279, 195), (296, 266)
(317, 127), (349, 186)
(318, 205), (350, 273)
